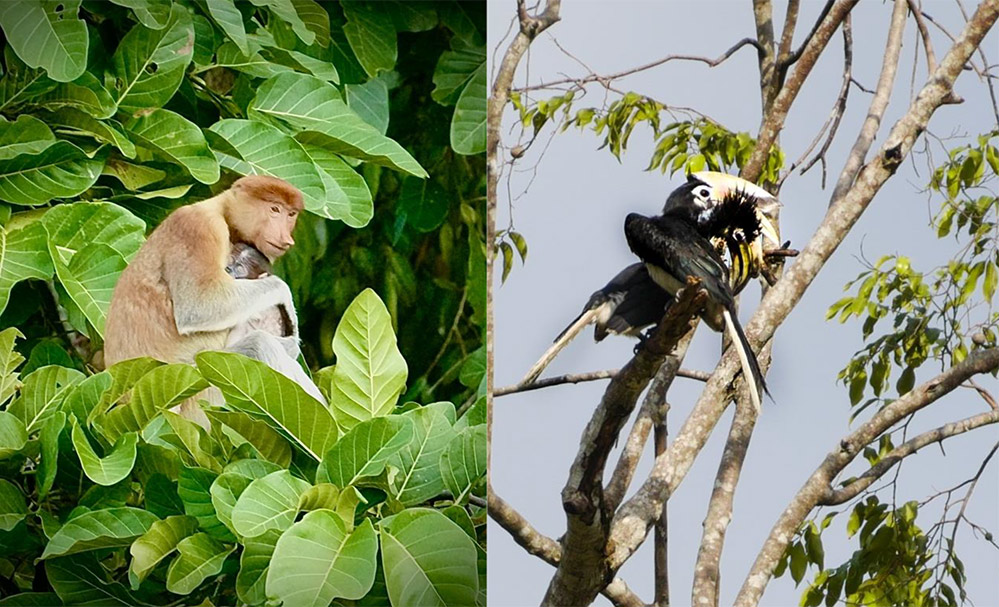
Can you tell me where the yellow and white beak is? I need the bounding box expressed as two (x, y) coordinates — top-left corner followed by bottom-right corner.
(691, 171), (782, 247)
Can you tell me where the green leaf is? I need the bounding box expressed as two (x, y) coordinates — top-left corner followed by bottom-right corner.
(788, 541), (806, 585)
(0, 1), (88, 82)
(0, 223), (53, 316)
(0, 328), (25, 407)
(204, 0), (249, 54)
(209, 471), (253, 537)
(207, 410), (292, 467)
(98, 363), (208, 444)
(0, 479), (28, 531)
(251, 0), (315, 45)
(231, 470), (310, 538)
(329, 288), (409, 431)
(388, 403), (456, 506)
(207, 118), (327, 213)
(237, 529), (281, 606)
(7, 365), (84, 434)
(41, 507), (158, 559)
(266, 512), (377, 605)
(195, 351), (337, 461)
(111, 3), (194, 116)
(64, 372), (111, 424)
(317, 415), (414, 488)
(0, 48), (58, 113)
(128, 515), (198, 588)
(249, 72), (426, 177)
(299, 142), (374, 227)
(0, 115), (56, 160)
(163, 410), (224, 472)
(72, 424), (138, 486)
(432, 47), (484, 106)
(0, 141), (103, 206)
(37, 411), (65, 499)
(450, 62), (485, 155)
(178, 466), (234, 541)
(0, 411), (28, 460)
(380, 508), (478, 607)
(440, 425), (486, 504)
(38, 71), (117, 119)
(110, 0), (172, 30)
(984, 261), (997, 300)
(91, 358), (162, 424)
(46, 554), (143, 606)
(346, 77), (389, 134)
(43, 108), (136, 158)
(102, 159), (165, 189)
(0, 592), (62, 606)
(398, 176), (449, 233)
(165, 532), (235, 594)
(341, 1), (396, 77)
(126, 109), (220, 184)
(896, 366), (916, 395)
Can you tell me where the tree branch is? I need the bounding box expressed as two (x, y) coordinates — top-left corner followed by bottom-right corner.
(829, 0), (909, 203)
(734, 347), (999, 606)
(820, 409), (999, 505)
(496, 366), (711, 397)
(608, 0), (999, 582)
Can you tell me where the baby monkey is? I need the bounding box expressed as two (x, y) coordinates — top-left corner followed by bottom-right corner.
(225, 243), (295, 340)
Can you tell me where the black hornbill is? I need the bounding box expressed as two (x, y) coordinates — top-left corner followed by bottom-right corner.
(624, 189), (770, 411)
(520, 172), (781, 387)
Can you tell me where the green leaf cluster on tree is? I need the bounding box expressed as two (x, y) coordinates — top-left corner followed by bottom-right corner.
(0, 288), (486, 605)
(0, 1), (486, 605)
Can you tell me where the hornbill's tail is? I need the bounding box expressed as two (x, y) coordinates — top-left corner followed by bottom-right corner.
(721, 306), (768, 413)
(521, 306), (602, 385)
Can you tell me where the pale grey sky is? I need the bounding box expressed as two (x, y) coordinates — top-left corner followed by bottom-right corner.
(488, 2), (999, 606)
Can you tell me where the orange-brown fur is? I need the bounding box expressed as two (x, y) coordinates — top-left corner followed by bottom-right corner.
(104, 175), (303, 367)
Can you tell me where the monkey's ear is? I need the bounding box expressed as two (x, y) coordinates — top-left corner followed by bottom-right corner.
(232, 176), (304, 211)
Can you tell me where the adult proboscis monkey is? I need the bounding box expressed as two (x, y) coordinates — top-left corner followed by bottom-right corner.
(104, 175), (326, 417)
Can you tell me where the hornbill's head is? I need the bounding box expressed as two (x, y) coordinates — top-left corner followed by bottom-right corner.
(663, 171), (783, 291)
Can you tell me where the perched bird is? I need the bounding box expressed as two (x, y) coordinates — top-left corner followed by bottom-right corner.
(520, 263), (671, 385)
(624, 192), (769, 411)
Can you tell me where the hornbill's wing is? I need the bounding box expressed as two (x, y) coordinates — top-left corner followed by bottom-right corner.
(624, 212), (769, 411)
(522, 264), (670, 386)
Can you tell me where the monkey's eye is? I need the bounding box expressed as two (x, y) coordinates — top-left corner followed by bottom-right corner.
(270, 205), (281, 214)
(288, 210), (298, 219)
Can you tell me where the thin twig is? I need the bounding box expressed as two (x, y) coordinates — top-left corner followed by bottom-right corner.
(496, 366), (710, 397)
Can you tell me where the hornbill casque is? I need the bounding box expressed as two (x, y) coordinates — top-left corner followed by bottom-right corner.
(624, 190), (771, 411)
(520, 172), (782, 387)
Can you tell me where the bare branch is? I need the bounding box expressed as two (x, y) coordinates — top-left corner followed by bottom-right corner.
(776, 0), (802, 70)
(487, 485), (646, 607)
(609, 0), (999, 582)
(653, 417), (670, 607)
(820, 408), (999, 505)
(496, 366), (710, 397)
(907, 0), (939, 72)
(514, 38), (764, 93)
(830, 0), (909, 203)
(754, 0), (778, 108)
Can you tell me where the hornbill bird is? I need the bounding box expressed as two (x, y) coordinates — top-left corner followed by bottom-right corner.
(624, 190), (770, 411)
(519, 172), (781, 387)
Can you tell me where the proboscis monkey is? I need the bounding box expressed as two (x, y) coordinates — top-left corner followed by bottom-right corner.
(104, 175), (326, 417)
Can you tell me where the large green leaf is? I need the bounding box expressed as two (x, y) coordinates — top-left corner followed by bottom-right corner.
(432, 46), (484, 106)
(206, 410), (292, 467)
(0, 141), (103, 206)
(128, 515), (198, 588)
(40, 108), (135, 158)
(110, 0), (172, 30)
(230, 470), (310, 538)
(299, 142), (373, 227)
(41, 201), (146, 336)
(329, 288), (408, 430)
(251, 0), (315, 45)
(0, 479), (28, 531)
(0, 222), (53, 316)
(0, 328), (24, 408)
(398, 176), (449, 233)
(204, 0), (249, 54)
(207, 119), (327, 213)
(0, 411), (27, 460)
(213, 42), (292, 79)
(249, 72), (426, 177)
(37, 411), (65, 499)
(236, 529), (281, 606)
(72, 424), (137, 486)
(177, 466), (235, 541)
(450, 62), (485, 155)
(165, 532), (235, 594)
(317, 415), (414, 488)
(126, 109), (219, 184)
(97, 363), (208, 444)
(0, 1), (88, 82)
(0, 115), (56, 160)
(266, 512), (377, 605)
(162, 410), (224, 472)
(38, 71), (117, 118)
(0, 48), (58, 113)
(41, 507), (158, 559)
(46, 554), (146, 606)
(207, 459), (280, 537)
(439, 425), (486, 504)
(388, 403), (456, 506)
(91, 358), (162, 423)
(7, 365), (84, 434)
(346, 77), (389, 135)
(341, 1), (395, 77)
(196, 351), (337, 461)
(379, 508), (478, 607)
(111, 3), (194, 116)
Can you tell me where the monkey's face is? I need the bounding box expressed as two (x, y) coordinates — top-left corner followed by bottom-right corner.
(229, 175), (304, 261)
(251, 200), (300, 261)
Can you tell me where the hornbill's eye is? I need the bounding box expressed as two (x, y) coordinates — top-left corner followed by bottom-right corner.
(695, 186), (712, 202)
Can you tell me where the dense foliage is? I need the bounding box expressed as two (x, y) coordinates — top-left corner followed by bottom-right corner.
(0, 1), (486, 605)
